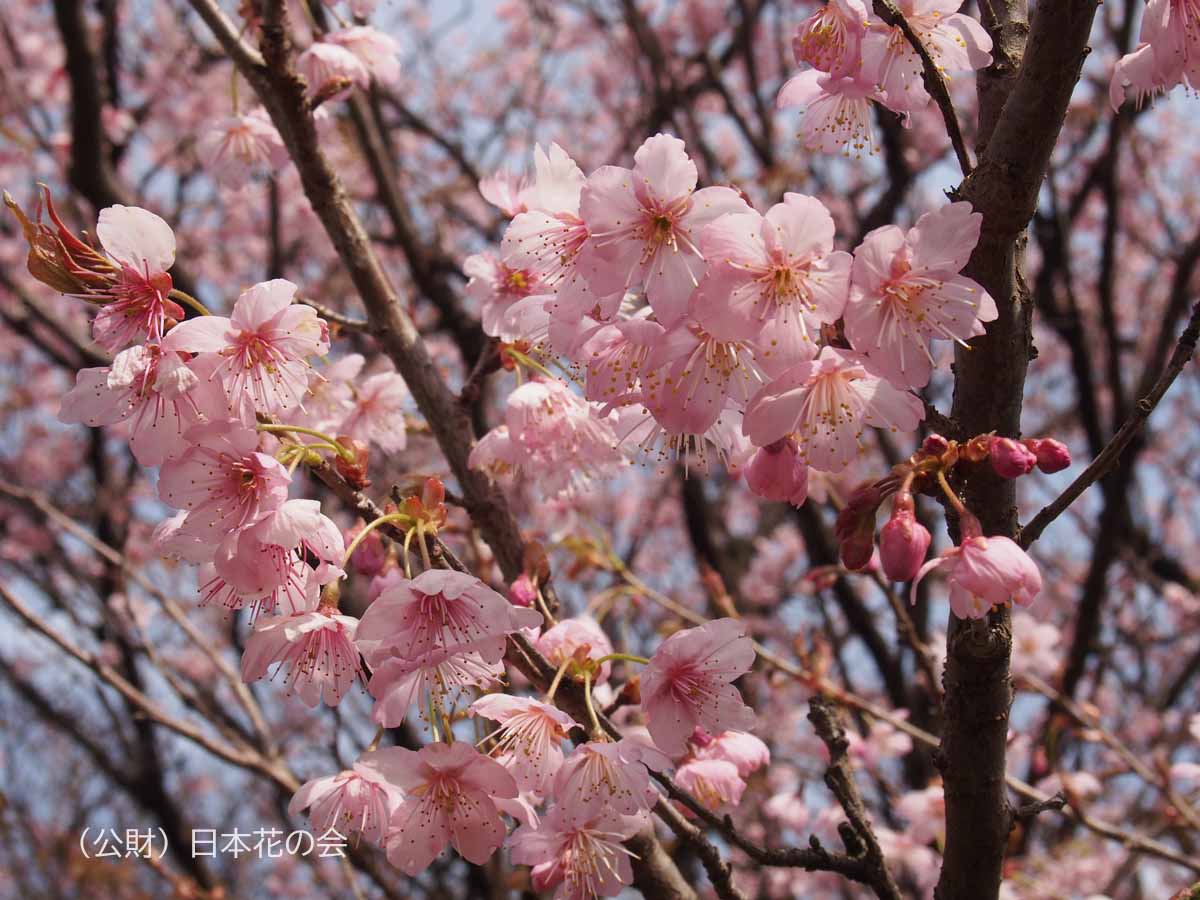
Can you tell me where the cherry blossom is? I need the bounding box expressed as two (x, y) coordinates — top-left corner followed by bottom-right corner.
(776, 70), (891, 158)
(844, 202), (997, 389)
(356, 569), (541, 666)
(675, 757), (746, 813)
(578, 133), (751, 325)
(692, 192), (851, 358)
(1109, 0), (1200, 108)
(792, 0), (871, 78)
(912, 519), (1043, 619)
(861, 0), (993, 115)
(91, 205), (184, 352)
(383, 742), (518, 874)
(163, 278), (328, 413)
(469, 694), (579, 792)
(535, 616), (615, 684)
(289, 750), (407, 845)
(337, 365), (410, 453)
(640, 617), (756, 755)
(324, 26), (401, 85)
(240, 602), (361, 707)
(742, 346), (924, 472)
(510, 804), (647, 900)
(195, 110), (288, 189)
(368, 647), (504, 727)
(58, 344), (222, 465)
(552, 738), (671, 821)
(296, 41), (370, 99)
(157, 421), (291, 544)
(690, 729), (771, 777)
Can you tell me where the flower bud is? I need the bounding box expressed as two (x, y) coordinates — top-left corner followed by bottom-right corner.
(345, 520), (388, 577)
(745, 438), (808, 507)
(878, 493), (932, 582)
(1024, 438), (1071, 474)
(989, 436), (1037, 479)
(835, 481), (883, 571)
(507, 573), (537, 608)
(921, 434), (950, 456)
(334, 435), (371, 489)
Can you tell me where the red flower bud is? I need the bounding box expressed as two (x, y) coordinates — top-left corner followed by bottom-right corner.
(507, 573), (538, 608)
(745, 438), (808, 507)
(1024, 438), (1071, 474)
(921, 434), (950, 456)
(879, 493), (932, 582)
(989, 436), (1037, 479)
(835, 481), (883, 571)
(334, 435), (371, 489)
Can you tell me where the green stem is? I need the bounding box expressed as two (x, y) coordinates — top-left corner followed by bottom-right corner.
(257, 423), (355, 462)
(936, 469), (968, 517)
(583, 670), (601, 735)
(168, 288), (212, 317)
(545, 655), (572, 701)
(593, 652), (650, 667)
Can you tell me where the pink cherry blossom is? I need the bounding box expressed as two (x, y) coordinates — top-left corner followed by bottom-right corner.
(912, 520), (1043, 619)
(989, 436), (1037, 479)
(776, 70), (890, 158)
(792, 0), (871, 78)
(469, 694), (580, 792)
(675, 757), (746, 813)
(90, 205), (183, 353)
(1025, 437), (1071, 474)
(212, 499), (345, 614)
(324, 26), (401, 85)
(579, 133), (751, 325)
(296, 41), (370, 99)
(552, 738), (670, 821)
(195, 109), (287, 189)
(368, 647), (504, 727)
(356, 569), (541, 666)
(535, 616), (615, 684)
(690, 729), (771, 777)
(742, 346), (924, 472)
(288, 750), (407, 845)
(861, 0), (993, 115)
(163, 278), (328, 413)
(480, 168), (531, 217)
(578, 316), (664, 406)
(692, 193), (851, 352)
(338, 365), (410, 453)
(640, 617), (756, 755)
(1010, 613), (1062, 679)
(844, 202), (998, 389)
(157, 421), (291, 542)
(58, 344), (222, 465)
(510, 803), (647, 900)
(383, 742), (518, 874)
(744, 438), (809, 507)
(639, 316), (764, 437)
(240, 603), (361, 707)
(1110, 0), (1200, 108)
(464, 251), (550, 339)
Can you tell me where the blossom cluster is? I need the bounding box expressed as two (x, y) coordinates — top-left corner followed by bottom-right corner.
(778, 0), (993, 156)
(18, 192), (770, 893)
(1110, 0), (1200, 108)
(468, 134), (997, 506)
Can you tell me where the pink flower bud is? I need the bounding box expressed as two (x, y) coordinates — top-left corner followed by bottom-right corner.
(879, 493), (932, 582)
(989, 436), (1037, 479)
(1024, 438), (1071, 473)
(745, 438), (809, 507)
(507, 573), (538, 608)
(921, 434), (950, 456)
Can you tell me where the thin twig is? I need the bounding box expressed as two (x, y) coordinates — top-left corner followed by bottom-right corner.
(1021, 299), (1200, 548)
(872, 0), (973, 176)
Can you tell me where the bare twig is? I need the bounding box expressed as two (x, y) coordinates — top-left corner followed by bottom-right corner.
(1020, 299), (1200, 548)
(871, 0), (973, 176)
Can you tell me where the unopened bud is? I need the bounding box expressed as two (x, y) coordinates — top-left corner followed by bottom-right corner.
(921, 434), (950, 456)
(334, 435), (371, 489)
(745, 438), (808, 507)
(507, 573), (537, 608)
(1024, 438), (1071, 474)
(835, 481), (884, 571)
(989, 436), (1037, 479)
(878, 493), (932, 582)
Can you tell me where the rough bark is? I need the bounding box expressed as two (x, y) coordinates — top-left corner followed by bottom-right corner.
(937, 3), (1101, 899)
